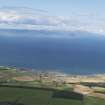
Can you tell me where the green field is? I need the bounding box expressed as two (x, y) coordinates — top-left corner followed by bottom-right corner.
(0, 86), (104, 105)
(0, 86), (82, 105)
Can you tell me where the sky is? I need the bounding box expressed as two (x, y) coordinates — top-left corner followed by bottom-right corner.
(0, 0), (105, 34)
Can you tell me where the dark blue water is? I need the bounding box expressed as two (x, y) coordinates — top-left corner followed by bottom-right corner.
(0, 29), (105, 74)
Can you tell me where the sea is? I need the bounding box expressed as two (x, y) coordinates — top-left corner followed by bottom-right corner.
(0, 29), (105, 74)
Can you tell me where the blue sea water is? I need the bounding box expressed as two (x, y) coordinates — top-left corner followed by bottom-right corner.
(0, 29), (105, 74)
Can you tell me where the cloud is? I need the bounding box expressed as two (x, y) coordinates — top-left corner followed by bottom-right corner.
(0, 7), (105, 35)
(0, 7), (67, 27)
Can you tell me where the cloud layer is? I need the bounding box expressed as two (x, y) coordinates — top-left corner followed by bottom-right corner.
(0, 7), (105, 35)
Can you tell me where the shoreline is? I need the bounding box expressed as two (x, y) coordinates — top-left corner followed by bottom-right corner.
(1, 66), (105, 84)
(0, 65), (105, 76)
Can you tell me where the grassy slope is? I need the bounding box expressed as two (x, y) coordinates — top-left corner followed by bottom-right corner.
(85, 96), (105, 105)
(1, 86), (105, 105)
(0, 87), (81, 105)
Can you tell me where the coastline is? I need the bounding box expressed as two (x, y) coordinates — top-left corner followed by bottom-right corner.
(1, 66), (105, 83)
(0, 65), (105, 76)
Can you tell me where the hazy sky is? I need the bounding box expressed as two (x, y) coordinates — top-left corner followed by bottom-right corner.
(0, 0), (105, 16)
(0, 0), (105, 34)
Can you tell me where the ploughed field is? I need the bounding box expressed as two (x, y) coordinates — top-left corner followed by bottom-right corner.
(0, 86), (105, 105)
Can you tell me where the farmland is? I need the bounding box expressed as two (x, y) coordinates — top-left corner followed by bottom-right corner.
(0, 67), (105, 105)
(0, 86), (104, 105)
